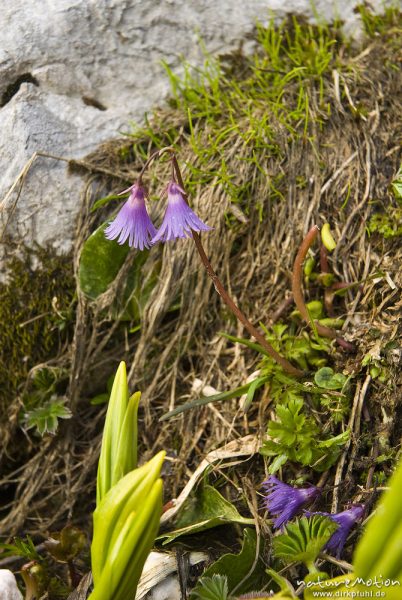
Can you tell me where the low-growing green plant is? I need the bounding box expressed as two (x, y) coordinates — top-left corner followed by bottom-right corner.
(162, 318), (351, 471)
(89, 362), (165, 600)
(260, 397), (349, 473)
(191, 574), (230, 600)
(20, 367), (72, 435)
(0, 250), (75, 415)
(368, 208), (402, 239)
(273, 515), (338, 575)
(23, 395), (72, 436)
(0, 535), (41, 563)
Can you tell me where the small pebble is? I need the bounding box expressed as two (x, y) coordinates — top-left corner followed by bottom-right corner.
(0, 570), (23, 600)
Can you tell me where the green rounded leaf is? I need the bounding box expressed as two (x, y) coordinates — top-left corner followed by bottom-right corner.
(314, 367), (347, 390)
(78, 221), (131, 299)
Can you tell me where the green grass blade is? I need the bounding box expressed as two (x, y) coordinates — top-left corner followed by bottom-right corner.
(160, 378), (269, 421)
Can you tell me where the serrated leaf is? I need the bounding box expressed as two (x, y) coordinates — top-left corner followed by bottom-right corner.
(24, 397), (72, 435)
(191, 575), (229, 600)
(268, 421), (296, 445)
(259, 439), (282, 457)
(318, 430), (350, 449)
(273, 516), (338, 568)
(276, 401), (300, 427)
(191, 529), (267, 598)
(158, 485), (252, 545)
(296, 444), (313, 465)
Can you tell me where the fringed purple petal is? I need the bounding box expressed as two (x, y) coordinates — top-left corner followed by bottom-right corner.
(104, 184), (156, 250)
(152, 181), (212, 244)
(305, 504), (364, 557)
(262, 475), (321, 529)
(326, 505), (364, 557)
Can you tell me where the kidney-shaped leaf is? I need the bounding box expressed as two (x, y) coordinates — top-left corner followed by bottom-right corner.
(78, 221), (131, 299)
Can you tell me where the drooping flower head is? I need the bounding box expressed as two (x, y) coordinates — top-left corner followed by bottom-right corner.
(151, 181), (212, 244)
(104, 183), (156, 250)
(306, 504), (365, 558)
(262, 475), (321, 529)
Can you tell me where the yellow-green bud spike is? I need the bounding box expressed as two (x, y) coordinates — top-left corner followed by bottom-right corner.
(89, 479), (163, 600)
(321, 223), (336, 252)
(91, 451), (165, 586)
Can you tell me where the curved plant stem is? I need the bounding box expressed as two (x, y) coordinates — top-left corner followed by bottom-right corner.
(292, 226), (354, 351)
(320, 243), (329, 274)
(171, 156), (304, 378)
(138, 146), (175, 182)
(191, 233), (304, 376)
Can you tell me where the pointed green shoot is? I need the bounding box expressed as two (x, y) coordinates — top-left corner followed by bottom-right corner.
(92, 462), (149, 585)
(97, 362), (130, 504)
(91, 451), (165, 585)
(112, 391), (141, 487)
(88, 478), (163, 600)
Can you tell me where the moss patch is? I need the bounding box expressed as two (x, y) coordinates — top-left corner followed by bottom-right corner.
(0, 247), (75, 416)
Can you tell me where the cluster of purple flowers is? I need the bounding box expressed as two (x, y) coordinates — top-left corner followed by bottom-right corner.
(262, 475), (364, 557)
(104, 181), (211, 249)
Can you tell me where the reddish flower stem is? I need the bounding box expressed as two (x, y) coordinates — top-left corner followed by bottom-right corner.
(171, 156), (304, 378)
(320, 243), (330, 273)
(137, 146), (175, 182)
(292, 226), (354, 351)
(331, 282), (357, 291)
